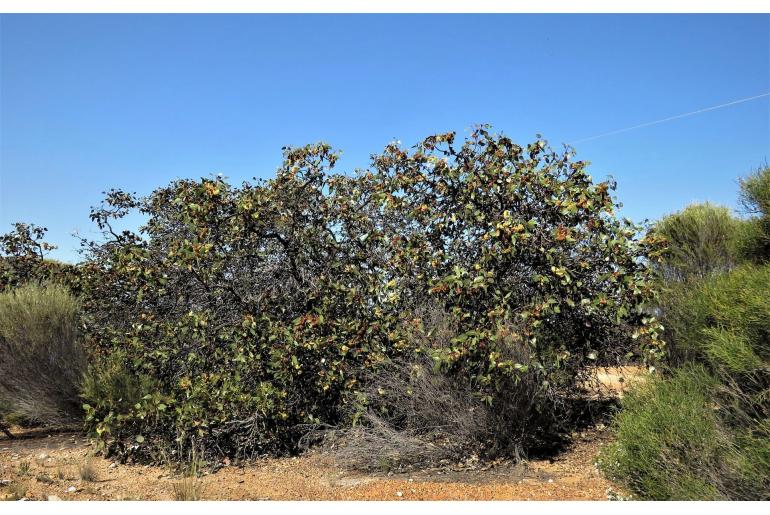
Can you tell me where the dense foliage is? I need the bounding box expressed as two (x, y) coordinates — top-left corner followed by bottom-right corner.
(1, 128), (664, 463)
(603, 265), (770, 500)
(651, 203), (740, 282)
(603, 165), (770, 500)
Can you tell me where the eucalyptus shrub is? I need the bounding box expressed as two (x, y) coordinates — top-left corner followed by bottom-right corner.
(5, 127), (663, 462)
(368, 129), (664, 388)
(80, 144), (397, 460)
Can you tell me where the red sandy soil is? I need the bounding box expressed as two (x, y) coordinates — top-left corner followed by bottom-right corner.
(0, 367), (642, 501)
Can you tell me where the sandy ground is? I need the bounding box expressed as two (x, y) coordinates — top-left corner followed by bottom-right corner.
(0, 366), (643, 501)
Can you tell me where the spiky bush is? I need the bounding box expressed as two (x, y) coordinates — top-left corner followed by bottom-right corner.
(663, 263), (770, 372)
(605, 163), (770, 500)
(602, 364), (769, 500)
(601, 366), (730, 500)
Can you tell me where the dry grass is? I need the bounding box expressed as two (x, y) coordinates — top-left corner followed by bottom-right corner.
(318, 321), (560, 471)
(0, 284), (86, 426)
(8, 481), (27, 500)
(172, 476), (202, 501)
(17, 461), (30, 476)
(78, 458), (97, 482)
(35, 473), (54, 484)
(171, 451), (204, 501)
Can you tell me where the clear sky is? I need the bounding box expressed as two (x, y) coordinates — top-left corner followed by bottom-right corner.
(1, 14), (769, 263)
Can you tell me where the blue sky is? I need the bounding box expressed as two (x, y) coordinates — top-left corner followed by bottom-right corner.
(1, 14), (769, 263)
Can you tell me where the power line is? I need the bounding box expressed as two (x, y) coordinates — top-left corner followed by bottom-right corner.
(569, 91), (770, 145)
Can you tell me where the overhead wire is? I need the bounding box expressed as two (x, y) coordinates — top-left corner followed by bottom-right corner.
(569, 91), (770, 145)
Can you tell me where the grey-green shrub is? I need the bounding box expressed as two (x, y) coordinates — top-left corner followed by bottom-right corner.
(653, 202), (741, 282)
(0, 283), (85, 425)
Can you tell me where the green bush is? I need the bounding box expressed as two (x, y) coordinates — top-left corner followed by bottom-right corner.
(81, 351), (157, 418)
(602, 364), (769, 500)
(0, 283), (86, 426)
(70, 128), (662, 462)
(605, 264), (770, 500)
(738, 165), (770, 262)
(740, 164), (770, 218)
(600, 366), (726, 500)
(652, 202), (741, 282)
(607, 166), (770, 500)
(662, 264), (770, 369)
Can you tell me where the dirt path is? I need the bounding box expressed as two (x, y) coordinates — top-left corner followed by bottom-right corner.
(0, 425), (619, 501)
(0, 367), (641, 501)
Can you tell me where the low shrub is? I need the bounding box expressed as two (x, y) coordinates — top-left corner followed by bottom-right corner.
(81, 351), (157, 422)
(605, 264), (770, 500)
(600, 366), (728, 500)
(0, 283), (86, 426)
(601, 364), (769, 500)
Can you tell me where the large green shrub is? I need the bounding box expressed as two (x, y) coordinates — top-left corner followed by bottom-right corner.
(78, 145), (400, 460)
(652, 202), (741, 282)
(0, 283), (86, 426)
(368, 130), (664, 373)
(6, 128), (662, 462)
(329, 129), (665, 464)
